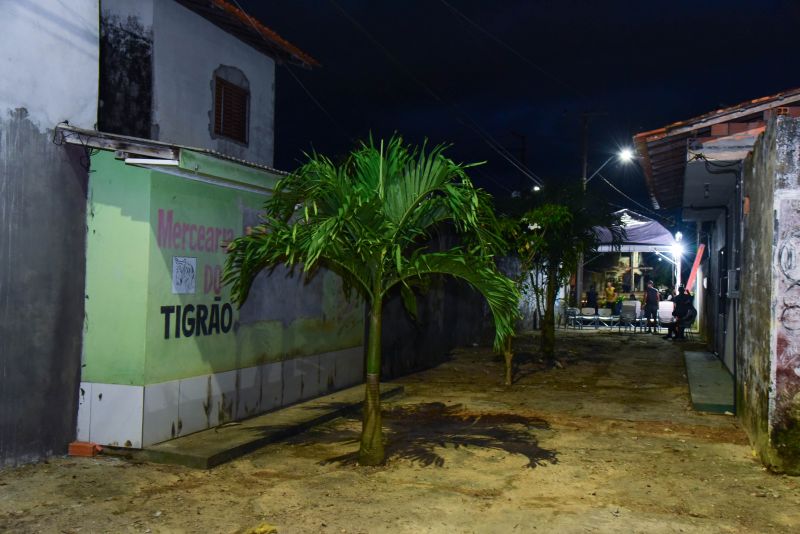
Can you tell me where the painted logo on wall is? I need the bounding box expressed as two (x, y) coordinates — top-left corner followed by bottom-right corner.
(172, 256), (196, 294)
(158, 209), (236, 339)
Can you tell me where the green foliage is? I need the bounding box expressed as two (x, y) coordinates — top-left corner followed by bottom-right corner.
(508, 184), (625, 288)
(223, 135), (520, 350)
(498, 184), (624, 359)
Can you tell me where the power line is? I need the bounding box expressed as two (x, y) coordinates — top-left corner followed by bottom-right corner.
(229, 0), (352, 146)
(283, 64), (354, 144)
(327, 0), (544, 187)
(438, 0), (585, 100)
(471, 168), (515, 194)
(597, 172), (674, 225)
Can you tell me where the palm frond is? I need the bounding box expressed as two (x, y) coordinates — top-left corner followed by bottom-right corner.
(224, 134), (514, 345)
(386, 249), (520, 351)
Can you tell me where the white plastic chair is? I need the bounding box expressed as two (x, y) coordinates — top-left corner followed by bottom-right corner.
(597, 308), (614, 327)
(618, 303), (640, 332)
(657, 301), (675, 333)
(580, 307), (598, 328)
(565, 307), (582, 329)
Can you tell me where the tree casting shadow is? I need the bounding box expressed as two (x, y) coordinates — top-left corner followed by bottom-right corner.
(309, 402), (558, 468)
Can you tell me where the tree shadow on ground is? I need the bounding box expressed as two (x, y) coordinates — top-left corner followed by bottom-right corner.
(308, 402), (558, 468)
(510, 342), (617, 382)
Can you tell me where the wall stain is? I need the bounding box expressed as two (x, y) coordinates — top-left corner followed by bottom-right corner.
(98, 14), (153, 138)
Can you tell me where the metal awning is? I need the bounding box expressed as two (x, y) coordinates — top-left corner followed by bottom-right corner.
(56, 125), (285, 194)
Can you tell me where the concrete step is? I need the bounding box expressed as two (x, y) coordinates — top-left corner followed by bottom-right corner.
(106, 383), (404, 469)
(684, 351), (734, 414)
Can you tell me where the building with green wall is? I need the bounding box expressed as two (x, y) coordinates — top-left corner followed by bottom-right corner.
(70, 130), (364, 448)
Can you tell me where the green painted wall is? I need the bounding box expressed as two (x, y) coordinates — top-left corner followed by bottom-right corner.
(83, 151), (151, 384)
(84, 150), (364, 387)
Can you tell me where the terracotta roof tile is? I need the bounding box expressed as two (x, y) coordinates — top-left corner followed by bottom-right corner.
(177, 0), (319, 68)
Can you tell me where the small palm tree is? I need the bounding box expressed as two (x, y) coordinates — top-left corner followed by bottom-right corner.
(224, 136), (519, 466)
(526, 186), (624, 360)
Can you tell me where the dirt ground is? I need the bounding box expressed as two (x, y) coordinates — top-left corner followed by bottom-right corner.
(2, 330), (800, 533)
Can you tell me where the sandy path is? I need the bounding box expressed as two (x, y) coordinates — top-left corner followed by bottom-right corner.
(1, 330), (799, 533)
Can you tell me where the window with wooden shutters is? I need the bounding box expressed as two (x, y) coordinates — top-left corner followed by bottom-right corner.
(214, 76), (249, 144)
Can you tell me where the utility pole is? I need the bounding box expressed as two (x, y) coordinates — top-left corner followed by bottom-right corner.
(574, 111), (606, 308)
(575, 114), (590, 308)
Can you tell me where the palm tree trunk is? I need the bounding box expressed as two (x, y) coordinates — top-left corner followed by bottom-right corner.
(503, 335), (513, 386)
(359, 295), (385, 466)
(540, 264), (559, 362)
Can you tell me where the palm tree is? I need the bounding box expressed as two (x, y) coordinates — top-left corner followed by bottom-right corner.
(525, 185), (624, 360)
(223, 136), (519, 466)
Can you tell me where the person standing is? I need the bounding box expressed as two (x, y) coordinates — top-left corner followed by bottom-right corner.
(644, 280), (660, 333)
(604, 281), (616, 305)
(586, 285), (599, 314)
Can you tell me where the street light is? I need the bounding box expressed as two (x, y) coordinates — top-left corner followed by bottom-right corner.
(575, 147), (636, 306)
(673, 232), (684, 289)
(585, 148), (636, 185)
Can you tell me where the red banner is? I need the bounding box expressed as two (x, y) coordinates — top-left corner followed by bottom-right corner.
(685, 244), (705, 291)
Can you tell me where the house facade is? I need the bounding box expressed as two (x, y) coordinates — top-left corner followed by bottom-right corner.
(1, 0), (366, 464)
(98, 0), (320, 164)
(634, 88), (800, 473)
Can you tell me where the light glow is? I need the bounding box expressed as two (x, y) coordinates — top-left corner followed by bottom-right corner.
(618, 147), (635, 162)
(672, 243), (684, 257)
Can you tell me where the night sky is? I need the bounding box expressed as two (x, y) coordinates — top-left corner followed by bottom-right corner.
(242, 0), (799, 209)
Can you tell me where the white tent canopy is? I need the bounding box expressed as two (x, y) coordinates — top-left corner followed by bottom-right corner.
(594, 209), (676, 253)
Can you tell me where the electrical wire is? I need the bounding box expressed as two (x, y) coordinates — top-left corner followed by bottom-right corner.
(471, 168), (514, 194)
(597, 172), (674, 225)
(327, 0), (544, 187)
(283, 64), (354, 144)
(437, 0), (585, 100)
(229, 0), (353, 147)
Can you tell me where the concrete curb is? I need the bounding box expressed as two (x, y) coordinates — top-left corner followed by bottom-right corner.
(104, 383), (404, 469)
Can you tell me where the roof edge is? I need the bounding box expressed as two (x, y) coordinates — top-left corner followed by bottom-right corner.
(55, 124), (290, 177)
(636, 86), (800, 143)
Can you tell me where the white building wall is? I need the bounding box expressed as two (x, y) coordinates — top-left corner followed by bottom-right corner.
(151, 0), (276, 166)
(0, 0), (99, 129)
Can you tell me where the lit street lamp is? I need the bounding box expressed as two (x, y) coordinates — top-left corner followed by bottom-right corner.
(585, 148), (635, 185)
(673, 233), (684, 289)
(575, 148), (636, 307)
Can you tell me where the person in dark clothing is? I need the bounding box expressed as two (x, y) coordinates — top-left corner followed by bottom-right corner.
(664, 286), (696, 340)
(644, 280), (660, 333)
(586, 285), (598, 314)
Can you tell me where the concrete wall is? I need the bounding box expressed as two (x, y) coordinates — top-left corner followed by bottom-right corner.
(380, 232), (493, 379)
(0, 0), (99, 130)
(0, 0), (99, 465)
(151, 0), (276, 165)
(739, 115), (800, 474)
(381, 278), (490, 379)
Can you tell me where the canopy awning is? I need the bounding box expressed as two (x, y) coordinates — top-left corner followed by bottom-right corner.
(594, 209), (676, 253)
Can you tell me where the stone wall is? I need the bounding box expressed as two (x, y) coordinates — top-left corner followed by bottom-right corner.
(739, 115), (800, 474)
